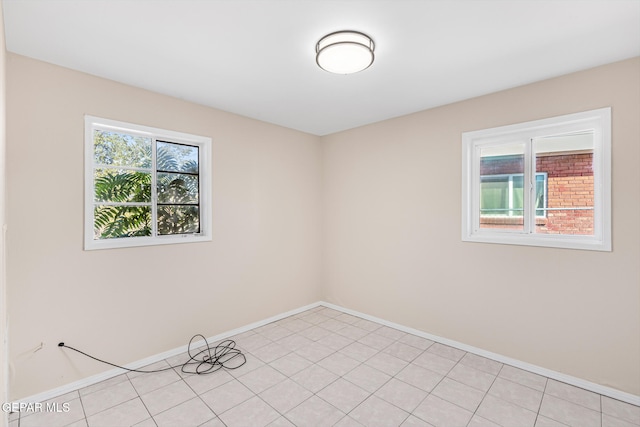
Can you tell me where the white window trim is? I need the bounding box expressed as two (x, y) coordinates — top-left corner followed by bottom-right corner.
(462, 108), (611, 251)
(84, 115), (212, 250)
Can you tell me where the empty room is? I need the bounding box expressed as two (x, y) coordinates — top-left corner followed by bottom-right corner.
(0, 1), (639, 426)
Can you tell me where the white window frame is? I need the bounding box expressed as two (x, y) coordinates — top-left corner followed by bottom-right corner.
(85, 115), (212, 250)
(462, 108), (611, 251)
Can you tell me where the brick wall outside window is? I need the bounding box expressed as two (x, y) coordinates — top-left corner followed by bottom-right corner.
(480, 152), (594, 234)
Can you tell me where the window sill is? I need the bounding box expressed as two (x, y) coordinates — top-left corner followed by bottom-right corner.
(84, 234), (212, 251)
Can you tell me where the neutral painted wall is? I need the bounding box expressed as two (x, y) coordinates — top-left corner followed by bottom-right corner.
(322, 57), (640, 396)
(6, 51), (639, 400)
(1, 3), (8, 425)
(6, 54), (322, 399)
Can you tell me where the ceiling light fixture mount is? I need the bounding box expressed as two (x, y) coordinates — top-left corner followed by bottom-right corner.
(316, 30), (375, 75)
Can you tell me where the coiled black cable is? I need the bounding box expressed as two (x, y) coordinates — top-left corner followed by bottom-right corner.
(58, 334), (246, 374)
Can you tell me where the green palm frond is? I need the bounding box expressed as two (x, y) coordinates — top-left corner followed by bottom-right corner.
(93, 138), (200, 239)
(94, 171), (152, 203)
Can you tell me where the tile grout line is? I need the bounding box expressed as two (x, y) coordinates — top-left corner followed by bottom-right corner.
(131, 361), (172, 426)
(297, 312), (529, 427)
(76, 388), (89, 427)
(257, 313), (396, 425)
(246, 317), (339, 426)
(331, 327), (435, 425)
(600, 394), (603, 427)
(20, 305), (639, 427)
(448, 351), (498, 427)
(318, 302), (640, 408)
(281, 314), (352, 424)
(314, 328), (405, 426)
(171, 366), (219, 427)
(466, 369), (500, 427)
(402, 342), (455, 426)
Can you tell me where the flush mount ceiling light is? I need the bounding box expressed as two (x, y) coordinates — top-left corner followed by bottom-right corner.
(316, 30), (375, 74)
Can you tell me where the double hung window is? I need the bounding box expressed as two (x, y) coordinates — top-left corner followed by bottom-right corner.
(462, 108), (611, 251)
(85, 116), (212, 250)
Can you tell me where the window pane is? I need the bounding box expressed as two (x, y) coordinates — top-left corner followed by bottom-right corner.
(93, 130), (152, 168)
(480, 177), (509, 215)
(157, 141), (199, 173)
(534, 132), (594, 235)
(157, 206), (200, 235)
(512, 175), (524, 214)
(535, 174), (546, 217)
(94, 169), (152, 203)
(94, 205), (151, 239)
(479, 143), (524, 231)
(157, 173), (199, 204)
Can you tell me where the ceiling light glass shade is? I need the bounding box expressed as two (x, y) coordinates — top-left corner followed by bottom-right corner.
(316, 31), (375, 74)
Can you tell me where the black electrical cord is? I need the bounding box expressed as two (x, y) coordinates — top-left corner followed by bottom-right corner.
(58, 334), (246, 375)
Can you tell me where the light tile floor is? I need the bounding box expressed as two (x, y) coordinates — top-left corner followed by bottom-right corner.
(9, 306), (640, 427)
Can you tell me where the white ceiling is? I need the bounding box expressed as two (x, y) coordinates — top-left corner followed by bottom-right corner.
(3, 0), (639, 136)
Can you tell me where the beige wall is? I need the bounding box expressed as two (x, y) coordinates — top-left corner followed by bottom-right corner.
(6, 51), (639, 400)
(322, 57), (640, 395)
(1, 2), (8, 424)
(6, 54), (322, 399)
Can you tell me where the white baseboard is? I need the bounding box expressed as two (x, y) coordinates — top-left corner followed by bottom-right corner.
(17, 301), (321, 404)
(17, 300), (639, 408)
(319, 301), (640, 407)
